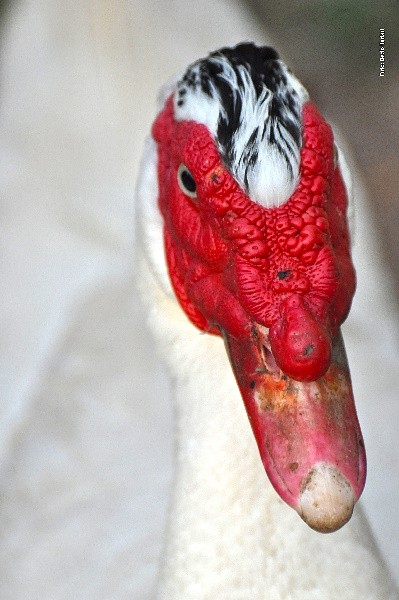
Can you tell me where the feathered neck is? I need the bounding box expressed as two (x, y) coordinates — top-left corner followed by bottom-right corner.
(136, 243), (395, 599)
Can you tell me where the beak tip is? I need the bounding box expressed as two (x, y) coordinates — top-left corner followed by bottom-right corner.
(298, 462), (355, 533)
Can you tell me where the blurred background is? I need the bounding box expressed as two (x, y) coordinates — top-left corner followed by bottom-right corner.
(0, 1), (398, 598)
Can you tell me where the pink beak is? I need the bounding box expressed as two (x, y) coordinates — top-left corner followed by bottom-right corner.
(224, 329), (366, 532)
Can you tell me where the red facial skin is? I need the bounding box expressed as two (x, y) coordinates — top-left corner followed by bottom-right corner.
(152, 96), (365, 524)
(153, 98), (356, 380)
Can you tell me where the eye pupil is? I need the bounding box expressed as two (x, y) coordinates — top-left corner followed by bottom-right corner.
(177, 164), (197, 198)
(181, 169), (196, 193)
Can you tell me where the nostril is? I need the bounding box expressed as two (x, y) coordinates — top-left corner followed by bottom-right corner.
(261, 344), (280, 375)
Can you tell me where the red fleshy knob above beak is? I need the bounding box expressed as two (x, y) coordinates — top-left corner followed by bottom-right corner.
(269, 294), (332, 381)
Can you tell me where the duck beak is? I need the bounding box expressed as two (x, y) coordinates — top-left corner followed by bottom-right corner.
(223, 328), (366, 533)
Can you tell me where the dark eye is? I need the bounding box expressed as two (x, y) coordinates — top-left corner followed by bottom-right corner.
(177, 164), (197, 199)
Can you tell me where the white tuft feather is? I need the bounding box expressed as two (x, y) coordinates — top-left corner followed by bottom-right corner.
(173, 53), (309, 207)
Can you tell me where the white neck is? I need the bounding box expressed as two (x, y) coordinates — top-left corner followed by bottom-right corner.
(137, 247), (396, 599)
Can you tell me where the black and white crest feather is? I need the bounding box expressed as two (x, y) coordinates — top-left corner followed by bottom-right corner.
(173, 43), (309, 207)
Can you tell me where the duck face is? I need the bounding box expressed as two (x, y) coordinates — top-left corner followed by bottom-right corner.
(149, 44), (364, 531)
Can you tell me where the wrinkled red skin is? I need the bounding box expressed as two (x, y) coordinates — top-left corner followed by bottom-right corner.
(152, 96), (366, 519)
(153, 97), (356, 382)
